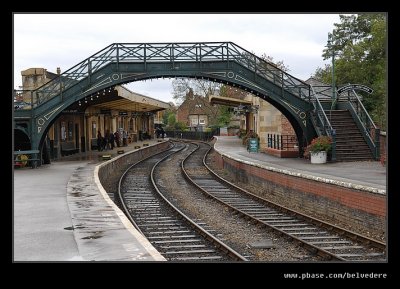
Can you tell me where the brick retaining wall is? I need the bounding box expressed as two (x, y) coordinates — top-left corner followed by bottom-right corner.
(98, 141), (170, 191)
(214, 152), (386, 235)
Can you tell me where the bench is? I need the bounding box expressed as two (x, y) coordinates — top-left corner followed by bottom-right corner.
(101, 155), (111, 160)
(14, 150), (40, 168)
(61, 142), (78, 156)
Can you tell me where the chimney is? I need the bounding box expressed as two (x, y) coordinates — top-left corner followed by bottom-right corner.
(57, 67), (61, 75)
(188, 88), (194, 99)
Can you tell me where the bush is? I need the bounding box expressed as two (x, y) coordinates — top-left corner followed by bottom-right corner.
(237, 129), (246, 138)
(303, 136), (332, 158)
(242, 130), (259, 145)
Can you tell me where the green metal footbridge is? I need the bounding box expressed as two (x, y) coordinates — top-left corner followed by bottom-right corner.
(13, 42), (380, 163)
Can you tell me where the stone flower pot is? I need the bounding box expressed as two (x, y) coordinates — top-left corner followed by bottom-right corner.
(310, 151), (327, 164)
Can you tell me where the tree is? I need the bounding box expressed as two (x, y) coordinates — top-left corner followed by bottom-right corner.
(171, 78), (221, 104)
(216, 105), (232, 127)
(313, 13), (386, 129)
(167, 113), (176, 128)
(260, 53), (290, 72)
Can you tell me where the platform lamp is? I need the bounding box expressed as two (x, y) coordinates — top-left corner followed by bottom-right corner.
(327, 32), (337, 109)
(327, 32), (337, 162)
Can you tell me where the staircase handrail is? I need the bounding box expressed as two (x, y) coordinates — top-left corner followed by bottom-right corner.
(310, 84), (337, 161)
(310, 84), (333, 137)
(347, 88), (379, 150)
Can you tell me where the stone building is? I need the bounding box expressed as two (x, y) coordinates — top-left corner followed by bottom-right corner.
(15, 67), (170, 159)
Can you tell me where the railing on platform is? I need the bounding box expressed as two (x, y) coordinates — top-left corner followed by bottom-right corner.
(165, 129), (219, 141)
(266, 134), (298, 151)
(14, 42), (311, 110)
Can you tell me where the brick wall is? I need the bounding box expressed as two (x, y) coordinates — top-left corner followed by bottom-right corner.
(281, 114), (296, 136)
(214, 153), (386, 235)
(176, 91), (217, 126)
(380, 133), (386, 163)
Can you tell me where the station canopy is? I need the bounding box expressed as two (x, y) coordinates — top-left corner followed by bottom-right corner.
(70, 85), (170, 112)
(209, 95), (252, 107)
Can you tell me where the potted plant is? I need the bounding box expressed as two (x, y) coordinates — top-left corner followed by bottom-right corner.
(303, 136), (332, 164)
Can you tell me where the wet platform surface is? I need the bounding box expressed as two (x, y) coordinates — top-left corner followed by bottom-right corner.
(14, 139), (167, 261)
(214, 136), (386, 194)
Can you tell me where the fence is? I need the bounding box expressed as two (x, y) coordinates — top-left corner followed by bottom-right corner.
(165, 128), (220, 141)
(266, 134), (298, 150)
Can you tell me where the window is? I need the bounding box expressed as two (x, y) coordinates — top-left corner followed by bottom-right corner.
(190, 117), (198, 125)
(92, 122), (97, 138)
(199, 119), (205, 125)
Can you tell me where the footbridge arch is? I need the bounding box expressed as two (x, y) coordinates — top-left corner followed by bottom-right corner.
(14, 42), (319, 154)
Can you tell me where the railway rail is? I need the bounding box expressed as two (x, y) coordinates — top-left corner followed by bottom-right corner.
(181, 141), (386, 262)
(118, 141), (247, 261)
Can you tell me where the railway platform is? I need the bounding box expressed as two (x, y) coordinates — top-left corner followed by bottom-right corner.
(13, 139), (167, 261)
(214, 136), (386, 193)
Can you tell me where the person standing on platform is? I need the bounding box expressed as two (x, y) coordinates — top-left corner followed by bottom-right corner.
(103, 131), (109, 151)
(114, 130), (120, 147)
(109, 131), (115, 150)
(160, 127), (165, 139)
(97, 131), (103, 151)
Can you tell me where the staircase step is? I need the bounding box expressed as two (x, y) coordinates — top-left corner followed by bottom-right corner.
(336, 148), (370, 152)
(331, 122), (357, 125)
(317, 110), (375, 162)
(336, 152), (372, 155)
(335, 133), (364, 136)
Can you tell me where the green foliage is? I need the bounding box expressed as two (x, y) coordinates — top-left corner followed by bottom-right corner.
(174, 121), (187, 131)
(163, 110), (173, 125)
(242, 130), (260, 146)
(259, 53), (290, 72)
(167, 113), (176, 127)
(237, 129), (246, 138)
(216, 105), (232, 127)
(303, 136), (332, 158)
(313, 13), (386, 129)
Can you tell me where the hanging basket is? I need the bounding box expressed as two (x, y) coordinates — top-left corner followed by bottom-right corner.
(310, 151), (327, 164)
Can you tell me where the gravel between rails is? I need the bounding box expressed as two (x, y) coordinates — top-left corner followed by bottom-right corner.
(155, 142), (321, 262)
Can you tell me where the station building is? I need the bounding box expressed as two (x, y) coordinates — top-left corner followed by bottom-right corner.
(210, 89), (298, 157)
(15, 68), (170, 160)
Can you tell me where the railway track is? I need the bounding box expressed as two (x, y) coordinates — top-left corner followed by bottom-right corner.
(118, 141), (247, 262)
(182, 141), (386, 262)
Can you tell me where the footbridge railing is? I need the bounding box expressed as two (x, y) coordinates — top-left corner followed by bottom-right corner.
(14, 42), (312, 110)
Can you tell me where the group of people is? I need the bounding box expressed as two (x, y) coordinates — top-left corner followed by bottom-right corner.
(155, 126), (165, 139)
(97, 130), (128, 151)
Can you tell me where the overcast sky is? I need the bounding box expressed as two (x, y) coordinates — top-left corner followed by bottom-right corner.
(14, 13), (343, 104)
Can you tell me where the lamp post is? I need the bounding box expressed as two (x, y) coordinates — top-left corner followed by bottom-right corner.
(327, 33), (336, 104)
(327, 33), (337, 162)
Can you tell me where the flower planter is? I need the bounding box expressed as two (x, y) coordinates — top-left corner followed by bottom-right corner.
(310, 151), (327, 164)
